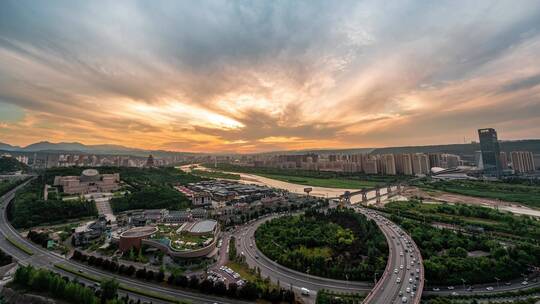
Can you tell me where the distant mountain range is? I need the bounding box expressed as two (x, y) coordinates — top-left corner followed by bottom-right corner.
(1, 139), (539, 158)
(0, 141), (198, 158)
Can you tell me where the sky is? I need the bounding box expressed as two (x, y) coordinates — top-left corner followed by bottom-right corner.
(1, 0), (540, 153)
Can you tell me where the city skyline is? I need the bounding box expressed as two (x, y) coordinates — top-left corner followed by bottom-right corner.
(2, 1), (540, 153)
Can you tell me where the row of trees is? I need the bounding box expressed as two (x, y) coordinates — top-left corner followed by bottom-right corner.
(13, 265), (123, 304)
(72, 250), (294, 302)
(255, 208), (388, 281)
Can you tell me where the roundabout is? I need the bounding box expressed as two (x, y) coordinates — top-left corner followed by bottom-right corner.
(234, 206), (425, 304)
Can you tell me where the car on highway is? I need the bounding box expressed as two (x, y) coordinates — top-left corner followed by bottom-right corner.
(522, 281), (529, 285)
(432, 288), (440, 291)
(486, 286), (494, 291)
(505, 282), (512, 286)
(447, 286), (455, 290)
(451, 292), (459, 296)
(301, 287), (310, 296)
(401, 296), (408, 303)
(396, 278), (401, 283)
(394, 268), (398, 274)
(406, 287), (410, 293)
(400, 265), (404, 269)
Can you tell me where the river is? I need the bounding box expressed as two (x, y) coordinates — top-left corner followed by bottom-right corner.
(179, 165), (540, 217)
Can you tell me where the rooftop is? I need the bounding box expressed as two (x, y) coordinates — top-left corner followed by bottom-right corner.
(190, 219), (217, 234)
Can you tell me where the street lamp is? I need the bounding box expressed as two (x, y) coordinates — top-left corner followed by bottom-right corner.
(494, 277), (500, 288)
(461, 278), (466, 290)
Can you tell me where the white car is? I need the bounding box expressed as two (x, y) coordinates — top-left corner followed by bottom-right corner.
(301, 288), (310, 296)
(406, 287), (410, 293)
(396, 278), (401, 283)
(522, 281), (529, 285)
(486, 287), (494, 291)
(400, 265), (404, 269)
(394, 268), (398, 274)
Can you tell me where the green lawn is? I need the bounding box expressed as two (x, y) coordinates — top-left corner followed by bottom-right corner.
(415, 179), (540, 209)
(254, 173), (379, 189)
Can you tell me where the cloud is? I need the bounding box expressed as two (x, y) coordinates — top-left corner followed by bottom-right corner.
(0, 0), (540, 152)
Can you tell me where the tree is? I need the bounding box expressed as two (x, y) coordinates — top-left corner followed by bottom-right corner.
(100, 279), (119, 304)
(126, 265), (136, 276)
(238, 281), (259, 300)
(227, 282), (238, 298)
(135, 268), (146, 279)
(188, 276), (200, 289)
(156, 269), (165, 282)
(199, 279), (214, 293)
(145, 270), (155, 281)
(175, 275), (188, 287)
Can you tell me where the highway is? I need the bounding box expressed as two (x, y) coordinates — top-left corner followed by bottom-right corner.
(0, 180), (253, 304)
(355, 207), (424, 304)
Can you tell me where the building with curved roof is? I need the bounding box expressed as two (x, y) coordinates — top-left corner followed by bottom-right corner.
(119, 226), (158, 251)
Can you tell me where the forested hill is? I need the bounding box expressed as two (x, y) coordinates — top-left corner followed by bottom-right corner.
(370, 139), (540, 156)
(0, 156), (28, 174)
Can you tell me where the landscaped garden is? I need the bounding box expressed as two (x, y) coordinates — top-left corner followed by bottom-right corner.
(151, 224), (213, 251)
(255, 208), (388, 281)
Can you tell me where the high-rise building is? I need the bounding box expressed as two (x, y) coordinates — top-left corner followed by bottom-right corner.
(412, 153), (429, 175)
(478, 128), (501, 176)
(499, 152), (508, 170)
(428, 153), (441, 168)
(444, 154), (461, 168)
(510, 151), (535, 173)
(363, 158), (378, 174)
(382, 154), (396, 175)
(402, 154), (413, 176)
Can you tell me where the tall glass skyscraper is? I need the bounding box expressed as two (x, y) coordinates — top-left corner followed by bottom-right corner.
(478, 128), (501, 176)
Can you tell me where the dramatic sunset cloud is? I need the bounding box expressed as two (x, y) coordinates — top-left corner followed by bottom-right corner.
(1, 0), (540, 152)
